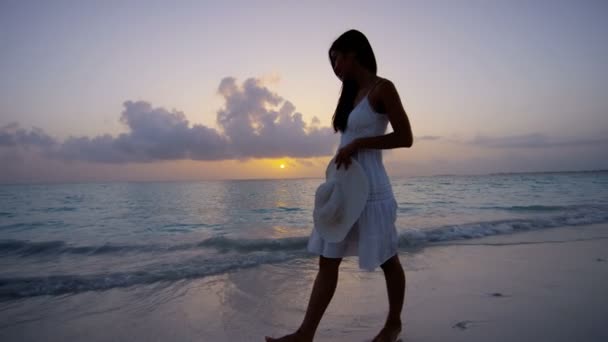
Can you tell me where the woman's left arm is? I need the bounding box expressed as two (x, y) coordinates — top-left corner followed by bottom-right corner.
(353, 80), (414, 150)
(335, 80), (413, 170)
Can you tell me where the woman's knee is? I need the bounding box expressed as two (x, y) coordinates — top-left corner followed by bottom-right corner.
(319, 255), (342, 270)
(380, 253), (401, 270)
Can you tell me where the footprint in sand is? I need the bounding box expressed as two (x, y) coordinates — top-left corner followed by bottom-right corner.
(452, 319), (491, 330)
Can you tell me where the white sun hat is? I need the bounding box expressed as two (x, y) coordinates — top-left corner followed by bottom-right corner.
(313, 155), (370, 243)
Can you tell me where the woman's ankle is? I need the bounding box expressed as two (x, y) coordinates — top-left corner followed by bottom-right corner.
(296, 327), (315, 339)
(384, 318), (402, 328)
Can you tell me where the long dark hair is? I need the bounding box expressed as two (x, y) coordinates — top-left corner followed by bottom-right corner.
(329, 29), (378, 133)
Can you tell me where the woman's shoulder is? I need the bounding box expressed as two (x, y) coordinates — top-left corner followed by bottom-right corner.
(369, 76), (397, 113)
(374, 76), (396, 89)
(370, 76), (398, 99)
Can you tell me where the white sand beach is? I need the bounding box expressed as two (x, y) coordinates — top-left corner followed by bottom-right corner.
(1, 223), (607, 341)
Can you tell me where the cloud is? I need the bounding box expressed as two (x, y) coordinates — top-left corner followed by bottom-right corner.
(0, 122), (57, 148)
(1, 76), (338, 164)
(416, 135), (441, 141)
(385, 149), (608, 177)
(55, 101), (232, 163)
(215, 77), (336, 159)
(467, 132), (608, 148)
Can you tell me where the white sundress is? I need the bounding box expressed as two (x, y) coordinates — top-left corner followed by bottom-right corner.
(307, 79), (399, 272)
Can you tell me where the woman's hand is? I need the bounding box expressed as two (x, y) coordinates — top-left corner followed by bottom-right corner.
(334, 140), (360, 170)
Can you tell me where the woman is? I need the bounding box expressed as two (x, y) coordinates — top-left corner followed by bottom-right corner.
(266, 29), (414, 342)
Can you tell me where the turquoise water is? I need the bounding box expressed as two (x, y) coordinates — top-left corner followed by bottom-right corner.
(0, 170), (607, 300)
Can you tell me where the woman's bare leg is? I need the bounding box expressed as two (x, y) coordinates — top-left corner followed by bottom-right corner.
(265, 255), (342, 342)
(372, 253), (406, 342)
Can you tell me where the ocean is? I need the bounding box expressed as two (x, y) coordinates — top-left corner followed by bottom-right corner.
(1, 170), (607, 301)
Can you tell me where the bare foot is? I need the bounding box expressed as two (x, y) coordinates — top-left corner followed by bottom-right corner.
(265, 328), (313, 342)
(371, 321), (402, 342)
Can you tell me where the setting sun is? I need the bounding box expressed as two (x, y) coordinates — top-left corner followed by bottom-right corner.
(279, 164), (285, 169)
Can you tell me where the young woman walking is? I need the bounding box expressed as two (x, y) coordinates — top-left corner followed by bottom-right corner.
(266, 29), (414, 342)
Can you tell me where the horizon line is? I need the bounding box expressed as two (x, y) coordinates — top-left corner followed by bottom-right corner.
(1, 168), (607, 186)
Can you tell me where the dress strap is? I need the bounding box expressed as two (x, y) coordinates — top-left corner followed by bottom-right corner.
(365, 78), (385, 97)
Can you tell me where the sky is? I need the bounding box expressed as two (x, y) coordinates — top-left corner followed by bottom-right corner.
(1, 0), (607, 183)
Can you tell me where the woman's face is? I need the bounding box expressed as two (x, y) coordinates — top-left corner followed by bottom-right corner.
(330, 50), (355, 81)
